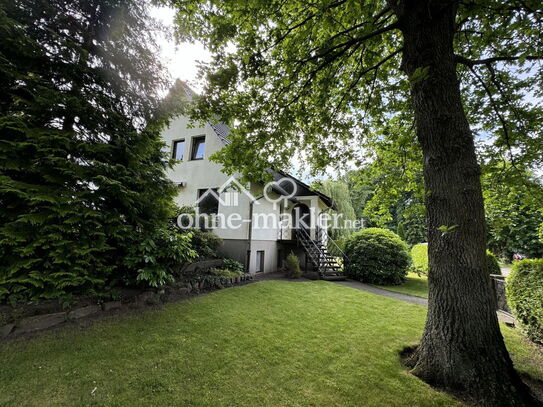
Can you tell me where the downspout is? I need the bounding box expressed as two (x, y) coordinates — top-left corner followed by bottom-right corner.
(246, 195), (264, 273)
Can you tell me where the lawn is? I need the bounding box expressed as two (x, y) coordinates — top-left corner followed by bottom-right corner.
(375, 272), (429, 298)
(1, 281), (541, 406)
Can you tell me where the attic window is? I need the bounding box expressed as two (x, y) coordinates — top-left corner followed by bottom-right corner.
(172, 139), (184, 160)
(191, 136), (205, 160)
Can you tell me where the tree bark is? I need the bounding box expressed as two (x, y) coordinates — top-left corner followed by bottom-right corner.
(394, 1), (540, 405)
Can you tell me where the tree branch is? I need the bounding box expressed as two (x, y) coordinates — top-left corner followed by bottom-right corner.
(456, 54), (543, 66)
(332, 48), (402, 117)
(467, 65), (519, 168)
(300, 22), (399, 64)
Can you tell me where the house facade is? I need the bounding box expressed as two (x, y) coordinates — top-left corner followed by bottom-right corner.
(160, 82), (343, 278)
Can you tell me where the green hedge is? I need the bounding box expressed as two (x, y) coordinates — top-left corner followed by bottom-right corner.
(486, 251), (501, 275)
(344, 228), (410, 285)
(410, 244), (500, 276)
(507, 259), (543, 343)
(411, 243), (429, 275)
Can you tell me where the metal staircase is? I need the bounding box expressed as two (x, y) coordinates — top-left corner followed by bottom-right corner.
(296, 227), (346, 281)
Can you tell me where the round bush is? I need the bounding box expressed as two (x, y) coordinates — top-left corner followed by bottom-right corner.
(506, 259), (543, 343)
(344, 228), (410, 285)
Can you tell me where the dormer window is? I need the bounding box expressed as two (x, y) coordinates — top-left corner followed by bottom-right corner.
(172, 139), (184, 160)
(191, 136), (205, 160)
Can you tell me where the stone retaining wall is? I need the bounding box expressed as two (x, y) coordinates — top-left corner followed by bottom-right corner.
(1, 271), (253, 341)
(490, 274), (511, 314)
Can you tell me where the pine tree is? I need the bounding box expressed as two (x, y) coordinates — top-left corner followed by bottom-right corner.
(0, 0), (179, 301)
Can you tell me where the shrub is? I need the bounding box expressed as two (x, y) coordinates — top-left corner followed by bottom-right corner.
(506, 259), (543, 343)
(223, 258), (245, 274)
(124, 227), (197, 288)
(187, 229), (223, 259)
(210, 268), (243, 278)
(411, 243), (429, 276)
(344, 228), (410, 285)
(409, 244), (501, 276)
(285, 252), (302, 279)
(486, 251), (501, 275)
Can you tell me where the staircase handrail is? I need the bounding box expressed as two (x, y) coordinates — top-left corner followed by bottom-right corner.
(317, 228), (349, 261)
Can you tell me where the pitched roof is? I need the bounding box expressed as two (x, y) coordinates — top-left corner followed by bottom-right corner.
(177, 80), (231, 144)
(173, 80), (334, 208)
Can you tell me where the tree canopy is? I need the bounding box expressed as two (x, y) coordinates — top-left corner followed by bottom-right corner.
(172, 0), (542, 180)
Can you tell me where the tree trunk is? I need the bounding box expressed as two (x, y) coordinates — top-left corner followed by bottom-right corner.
(396, 1), (539, 405)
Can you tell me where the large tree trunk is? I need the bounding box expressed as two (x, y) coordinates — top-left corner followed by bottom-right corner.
(396, 1), (539, 405)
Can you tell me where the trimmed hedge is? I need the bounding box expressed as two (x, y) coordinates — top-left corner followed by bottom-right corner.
(411, 243), (429, 275)
(410, 244), (501, 276)
(507, 259), (543, 343)
(486, 251), (501, 275)
(344, 228), (410, 285)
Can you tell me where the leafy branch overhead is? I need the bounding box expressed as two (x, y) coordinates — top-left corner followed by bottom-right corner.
(172, 0), (543, 179)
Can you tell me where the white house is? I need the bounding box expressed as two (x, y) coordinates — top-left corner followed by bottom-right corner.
(160, 81), (344, 279)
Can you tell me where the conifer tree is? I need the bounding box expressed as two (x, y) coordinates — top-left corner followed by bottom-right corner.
(0, 0), (182, 301)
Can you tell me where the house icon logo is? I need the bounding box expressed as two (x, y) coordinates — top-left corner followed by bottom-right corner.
(195, 176), (259, 208)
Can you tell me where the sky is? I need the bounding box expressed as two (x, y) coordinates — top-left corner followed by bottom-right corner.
(150, 6), (210, 92)
(149, 6), (335, 182)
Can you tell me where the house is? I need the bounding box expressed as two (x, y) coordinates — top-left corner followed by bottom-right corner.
(160, 81), (344, 279)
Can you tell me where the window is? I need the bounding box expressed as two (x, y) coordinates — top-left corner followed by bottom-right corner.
(256, 250), (265, 273)
(172, 139), (184, 160)
(191, 136), (206, 160)
(197, 188), (219, 214)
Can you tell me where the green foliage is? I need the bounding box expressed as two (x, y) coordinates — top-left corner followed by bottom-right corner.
(209, 268), (243, 278)
(312, 180), (357, 239)
(223, 258), (245, 274)
(507, 259), (543, 343)
(486, 251), (501, 275)
(0, 0), (180, 302)
(411, 244), (429, 276)
(285, 252), (302, 279)
(483, 166), (543, 259)
(344, 228), (411, 285)
(397, 222), (406, 241)
(410, 243), (501, 276)
(124, 228), (196, 288)
(173, 2), (543, 188)
(185, 229), (223, 259)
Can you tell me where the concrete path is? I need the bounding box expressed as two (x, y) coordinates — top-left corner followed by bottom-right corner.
(334, 279), (514, 324)
(334, 279), (428, 306)
(500, 267), (511, 277)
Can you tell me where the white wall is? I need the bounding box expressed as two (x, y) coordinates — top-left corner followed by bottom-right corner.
(161, 115), (331, 273)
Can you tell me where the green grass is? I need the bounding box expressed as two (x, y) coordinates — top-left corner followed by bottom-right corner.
(0, 281), (541, 406)
(375, 272), (429, 298)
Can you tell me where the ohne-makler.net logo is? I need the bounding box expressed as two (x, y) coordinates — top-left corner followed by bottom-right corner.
(177, 176), (365, 232)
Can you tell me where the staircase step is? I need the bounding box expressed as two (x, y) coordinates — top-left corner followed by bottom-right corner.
(321, 269), (343, 274)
